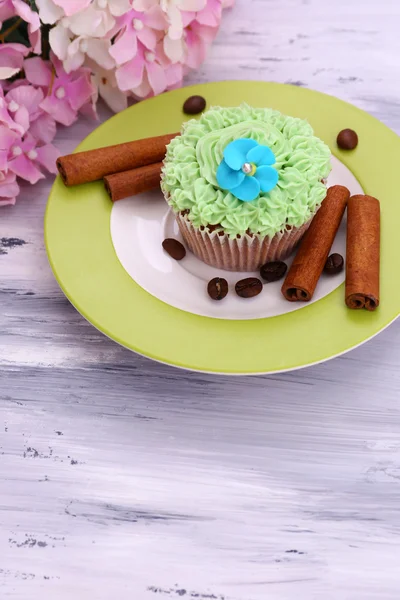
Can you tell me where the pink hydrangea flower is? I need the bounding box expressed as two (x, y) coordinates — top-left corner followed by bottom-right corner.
(12, 0), (42, 53)
(194, 0), (223, 26)
(0, 125), (21, 205)
(0, 170), (19, 206)
(24, 55), (95, 126)
(6, 84), (57, 143)
(5, 85), (43, 134)
(0, 0), (41, 53)
(163, 0), (206, 62)
(0, 124), (21, 198)
(0, 43), (29, 80)
(130, 57), (184, 99)
(179, 0), (224, 28)
(0, 0), (16, 23)
(0, 0), (234, 208)
(156, 43), (184, 91)
(115, 42), (167, 97)
(132, 0), (208, 63)
(184, 18), (218, 69)
(110, 6), (166, 66)
(164, 62), (184, 92)
(6, 130), (60, 185)
(0, 85), (24, 134)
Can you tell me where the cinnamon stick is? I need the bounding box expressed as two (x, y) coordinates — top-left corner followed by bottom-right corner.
(104, 162), (162, 202)
(345, 195), (380, 311)
(57, 132), (178, 186)
(281, 185), (350, 302)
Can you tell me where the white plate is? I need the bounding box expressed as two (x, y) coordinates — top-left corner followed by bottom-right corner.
(110, 156), (363, 320)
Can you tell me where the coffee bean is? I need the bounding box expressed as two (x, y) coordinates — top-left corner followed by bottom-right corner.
(207, 277), (228, 301)
(183, 95), (206, 115)
(324, 253), (344, 275)
(260, 261), (287, 283)
(162, 238), (186, 260)
(235, 277), (263, 298)
(337, 128), (358, 150)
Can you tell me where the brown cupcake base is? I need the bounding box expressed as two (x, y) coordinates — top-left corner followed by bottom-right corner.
(175, 212), (313, 272)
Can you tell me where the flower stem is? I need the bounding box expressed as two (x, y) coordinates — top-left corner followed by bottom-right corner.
(48, 67), (56, 96)
(0, 18), (23, 43)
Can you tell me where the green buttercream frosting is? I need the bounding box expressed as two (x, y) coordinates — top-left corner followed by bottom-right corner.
(161, 104), (332, 237)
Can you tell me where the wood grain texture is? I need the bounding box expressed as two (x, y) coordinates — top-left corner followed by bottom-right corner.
(1, 0), (400, 598)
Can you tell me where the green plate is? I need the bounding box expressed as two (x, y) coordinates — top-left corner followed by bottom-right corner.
(45, 81), (400, 374)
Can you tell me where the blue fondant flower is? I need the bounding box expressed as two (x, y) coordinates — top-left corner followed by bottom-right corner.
(216, 138), (278, 202)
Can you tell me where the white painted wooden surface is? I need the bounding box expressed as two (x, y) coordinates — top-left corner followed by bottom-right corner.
(1, 0), (400, 598)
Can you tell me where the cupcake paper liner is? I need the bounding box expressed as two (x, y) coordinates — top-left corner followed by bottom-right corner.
(175, 212), (313, 272)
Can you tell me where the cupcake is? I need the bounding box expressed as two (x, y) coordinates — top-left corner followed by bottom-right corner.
(161, 104), (331, 271)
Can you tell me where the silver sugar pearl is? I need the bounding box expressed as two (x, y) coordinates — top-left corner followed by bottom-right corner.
(242, 162), (252, 174)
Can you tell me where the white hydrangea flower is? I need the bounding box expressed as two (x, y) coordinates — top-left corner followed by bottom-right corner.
(133, 0), (206, 63)
(49, 0), (131, 73)
(36, 0), (131, 24)
(89, 63), (128, 113)
(50, 25), (115, 72)
(64, 3), (116, 38)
